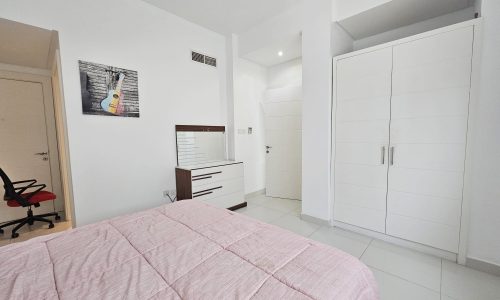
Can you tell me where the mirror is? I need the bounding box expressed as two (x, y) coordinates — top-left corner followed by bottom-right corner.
(176, 125), (227, 166)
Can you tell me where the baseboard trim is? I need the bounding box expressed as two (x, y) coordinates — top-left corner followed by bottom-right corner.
(245, 189), (266, 199)
(300, 213), (330, 226)
(466, 257), (500, 277)
(228, 202), (247, 211)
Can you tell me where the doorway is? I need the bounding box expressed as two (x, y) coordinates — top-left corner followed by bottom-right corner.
(0, 18), (74, 243)
(262, 59), (303, 200)
(0, 72), (64, 221)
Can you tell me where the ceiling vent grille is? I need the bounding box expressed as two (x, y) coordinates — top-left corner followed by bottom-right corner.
(205, 56), (217, 67)
(191, 51), (217, 68)
(192, 51), (204, 63)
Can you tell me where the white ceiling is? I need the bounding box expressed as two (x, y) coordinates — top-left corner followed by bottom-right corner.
(0, 18), (54, 69)
(142, 0), (302, 34)
(339, 0), (475, 40)
(242, 34), (301, 67)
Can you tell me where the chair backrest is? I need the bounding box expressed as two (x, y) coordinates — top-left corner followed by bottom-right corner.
(0, 168), (17, 200)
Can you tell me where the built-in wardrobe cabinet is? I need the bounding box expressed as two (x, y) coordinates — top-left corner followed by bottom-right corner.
(333, 22), (476, 254)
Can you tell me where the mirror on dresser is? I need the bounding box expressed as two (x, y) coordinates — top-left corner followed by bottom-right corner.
(174, 125), (246, 210)
(175, 125), (227, 166)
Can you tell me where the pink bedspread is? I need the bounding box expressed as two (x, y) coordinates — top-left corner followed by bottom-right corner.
(0, 200), (378, 299)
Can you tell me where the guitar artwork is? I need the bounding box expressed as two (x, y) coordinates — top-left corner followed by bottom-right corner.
(100, 73), (125, 115)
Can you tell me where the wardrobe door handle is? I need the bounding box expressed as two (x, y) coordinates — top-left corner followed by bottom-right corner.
(390, 146), (395, 166)
(381, 146), (386, 165)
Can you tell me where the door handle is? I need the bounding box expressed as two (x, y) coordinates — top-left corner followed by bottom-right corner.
(381, 146), (386, 165)
(266, 146), (272, 149)
(390, 147), (395, 166)
(34, 152), (48, 156)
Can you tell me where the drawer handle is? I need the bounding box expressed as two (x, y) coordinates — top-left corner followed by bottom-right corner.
(192, 176), (212, 181)
(192, 171), (222, 179)
(193, 191), (213, 198)
(193, 186), (223, 195)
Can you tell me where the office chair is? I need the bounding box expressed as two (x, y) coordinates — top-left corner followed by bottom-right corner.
(0, 168), (60, 238)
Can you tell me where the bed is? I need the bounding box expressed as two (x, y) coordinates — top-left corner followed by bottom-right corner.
(0, 200), (378, 299)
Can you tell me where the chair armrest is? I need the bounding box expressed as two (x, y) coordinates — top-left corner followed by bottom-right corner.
(12, 179), (37, 185)
(16, 184), (46, 200)
(13, 181), (38, 194)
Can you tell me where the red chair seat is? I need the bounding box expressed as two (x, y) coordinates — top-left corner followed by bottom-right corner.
(7, 191), (56, 207)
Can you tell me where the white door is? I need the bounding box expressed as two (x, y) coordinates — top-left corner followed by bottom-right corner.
(387, 26), (474, 252)
(334, 48), (393, 233)
(0, 78), (55, 221)
(262, 85), (302, 200)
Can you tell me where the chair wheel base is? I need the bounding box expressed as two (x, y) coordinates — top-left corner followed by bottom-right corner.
(11, 233), (19, 239)
(55, 215), (61, 221)
(48, 223), (54, 229)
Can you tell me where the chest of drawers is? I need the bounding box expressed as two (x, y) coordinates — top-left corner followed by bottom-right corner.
(175, 161), (246, 210)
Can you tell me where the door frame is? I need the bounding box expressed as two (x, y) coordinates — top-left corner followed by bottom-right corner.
(330, 18), (483, 264)
(51, 50), (76, 227)
(0, 62), (75, 226)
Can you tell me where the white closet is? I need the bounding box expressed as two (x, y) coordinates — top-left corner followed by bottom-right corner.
(333, 22), (476, 253)
(335, 48), (392, 233)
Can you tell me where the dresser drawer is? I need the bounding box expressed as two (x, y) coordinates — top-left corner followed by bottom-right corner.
(191, 163), (243, 187)
(192, 177), (244, 201)
(203, 191), (245, 209)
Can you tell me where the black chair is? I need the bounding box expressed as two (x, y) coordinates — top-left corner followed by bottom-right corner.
(0, 168), (60, 238)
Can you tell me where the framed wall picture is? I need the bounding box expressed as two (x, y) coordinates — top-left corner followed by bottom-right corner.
(79, 60), (139, 117)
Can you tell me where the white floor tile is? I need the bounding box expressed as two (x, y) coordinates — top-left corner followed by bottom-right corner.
(237, 195), (500, 300)
(243, 199), (263, 210)
(361, 240), (442, 292)
(309, 226), (372, 258)
(271, 213), (320, 237)
(289, 209), (301, 217)
(258, 197), (301, 213)
(246, 195), (267, 206)
(371, 268), (440, 300)
(442, 259), (500, 300)
(0, 221), (72, 246)
(239, 206), (287, 223)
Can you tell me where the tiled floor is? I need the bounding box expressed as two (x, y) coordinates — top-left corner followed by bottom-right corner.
(0, 218), (72, 247)
(239, 195), (500, 300)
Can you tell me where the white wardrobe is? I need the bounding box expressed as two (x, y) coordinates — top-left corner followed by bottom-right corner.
(333, 22), (477, 254)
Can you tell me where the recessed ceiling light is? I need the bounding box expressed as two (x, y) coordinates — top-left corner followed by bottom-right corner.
(278, 51), (283, 57)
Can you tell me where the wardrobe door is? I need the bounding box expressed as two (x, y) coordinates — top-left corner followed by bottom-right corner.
(387, 26), (474, 252)
(334, 48), (392, 233)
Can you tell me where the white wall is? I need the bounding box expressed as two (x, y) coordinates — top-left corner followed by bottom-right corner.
(0, 0), (228, 226)
(353, 7), (475, 50)
(225, 34), (237, 160)
(332, 0), (392, 21)
(267, 59), (302, 89)
(302, 0), (333, 221)
(467, 0), (500, 266)
(475, 0), (483, 16)
(238, 4), (303, 56)
(331, 23), (354, 56)
(233, 59), (267, 194)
